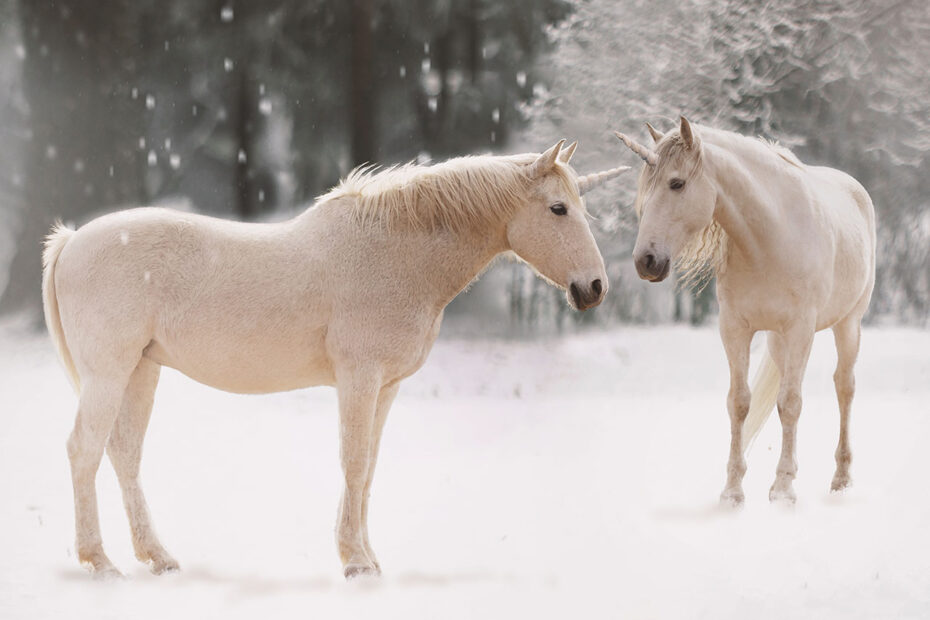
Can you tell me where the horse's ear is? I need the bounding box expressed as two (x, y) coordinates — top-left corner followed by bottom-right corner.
(530, 139), (566, 177)
(558, 141), (577, 164)
(645, 122), (663, 144)
(680, 116), (694, 149)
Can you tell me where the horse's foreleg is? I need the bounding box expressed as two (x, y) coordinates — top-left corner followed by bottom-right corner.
(335, 368), (382, 579)
(68, 375), (132, 577)
(831, 317), (861, 492)
(360, 382), (400, 572)
(769, 320), (816, 504)
(719, 312), (754, 506)
(106, 358), (178, 574)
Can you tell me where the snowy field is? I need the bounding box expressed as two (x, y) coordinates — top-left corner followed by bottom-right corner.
(1, 318), (929, 619)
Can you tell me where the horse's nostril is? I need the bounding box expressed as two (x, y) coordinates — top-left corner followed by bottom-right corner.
(570, 282), (581, 306)
(591, 279), (602, 296)
(644, 252), (656, 270)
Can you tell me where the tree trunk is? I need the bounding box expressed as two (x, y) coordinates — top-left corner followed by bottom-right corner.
(350, 0), (375, 166)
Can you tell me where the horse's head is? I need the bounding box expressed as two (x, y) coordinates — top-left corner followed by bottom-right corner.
(507, 140), (625, 311)
(616, 117), (716, 283)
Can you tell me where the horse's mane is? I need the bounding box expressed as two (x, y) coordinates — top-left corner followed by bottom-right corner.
(319, 154), (577, 234)
(636, 125), (805, 291)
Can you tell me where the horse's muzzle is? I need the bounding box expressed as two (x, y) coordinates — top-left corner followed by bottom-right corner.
(634, 250), (670, 282)
(569, 278), (605, 311)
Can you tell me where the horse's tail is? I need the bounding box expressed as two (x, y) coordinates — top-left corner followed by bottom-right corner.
(741, 345), (780, 453)
(42, 222), (81, 394)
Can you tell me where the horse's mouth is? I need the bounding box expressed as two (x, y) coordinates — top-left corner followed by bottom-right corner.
(647, 263), (670, 282)
(639, 260), (670, 283)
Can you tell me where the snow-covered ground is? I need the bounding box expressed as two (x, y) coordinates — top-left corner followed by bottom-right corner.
(1, 319), (929, 619)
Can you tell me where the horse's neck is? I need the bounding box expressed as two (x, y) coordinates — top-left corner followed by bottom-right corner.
(704, 141), (789, 264)
(425, 226), (510, 308)
(301, 197), (509, 310)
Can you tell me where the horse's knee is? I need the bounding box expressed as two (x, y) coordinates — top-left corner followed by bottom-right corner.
(777, 388), (802, 423)
(833, 369), (855, 401)
(67, 429), (97, 473)
(728, 382), (751, 422)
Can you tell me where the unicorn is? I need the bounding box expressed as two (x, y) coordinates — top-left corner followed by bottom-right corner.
(42, 140), (628, 578)
(616, 118), (876, 504)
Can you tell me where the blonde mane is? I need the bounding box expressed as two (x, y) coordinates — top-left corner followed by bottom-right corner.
(319, 154), (578, 234)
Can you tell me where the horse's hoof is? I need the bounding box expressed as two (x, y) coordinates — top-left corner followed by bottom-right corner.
(90, 563), (125, 581)
(149, 556), (180, 575)
(720, 488), (745, 507)
(80, 551), (123, 580)
(768, 486), (797, 505)
(830, 474), (851, 493)
(344, 563), (380, 580)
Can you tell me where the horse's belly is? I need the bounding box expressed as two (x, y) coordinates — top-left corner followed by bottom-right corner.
(144, 334), (335, 394)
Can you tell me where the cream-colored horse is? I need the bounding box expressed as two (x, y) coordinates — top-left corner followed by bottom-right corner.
(616, 118), (875, 505)
(43, 140), (628, 579)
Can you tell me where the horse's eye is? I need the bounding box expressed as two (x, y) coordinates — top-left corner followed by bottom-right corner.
(550, 203), (568, 216)
(669, 178), (685, 191)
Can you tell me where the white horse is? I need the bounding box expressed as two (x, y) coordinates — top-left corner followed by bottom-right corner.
(615, 118), (876, 504)
(42, 140), (629, 579)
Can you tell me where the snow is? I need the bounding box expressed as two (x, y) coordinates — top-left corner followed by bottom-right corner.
(1, 321), (929, 619)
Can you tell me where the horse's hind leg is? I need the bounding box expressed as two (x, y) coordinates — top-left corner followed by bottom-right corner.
(106, 358), (179, 574)
(830, 316), (861, 492)
(68, 373), (134, 577)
